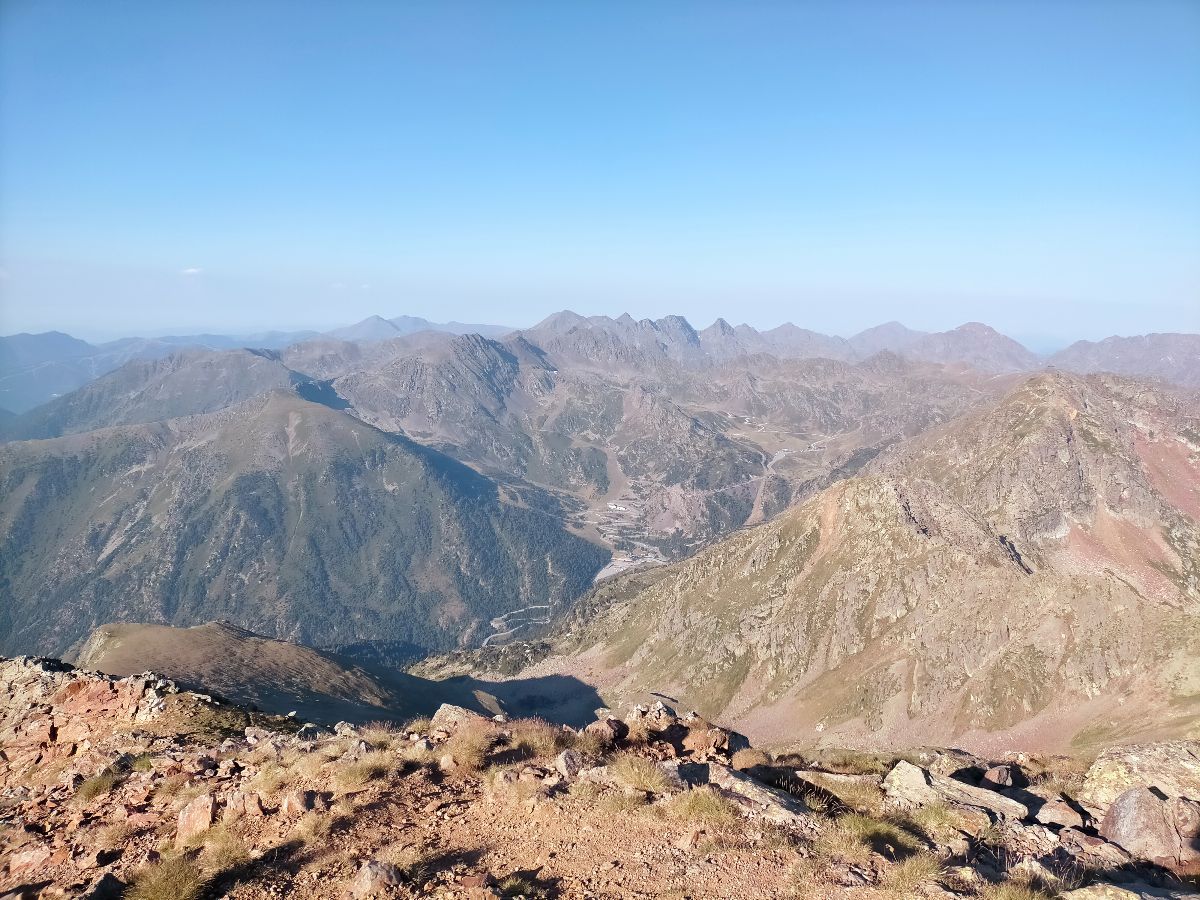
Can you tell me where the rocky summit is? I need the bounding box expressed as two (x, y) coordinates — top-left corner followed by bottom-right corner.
(2, 657), (1199, 899)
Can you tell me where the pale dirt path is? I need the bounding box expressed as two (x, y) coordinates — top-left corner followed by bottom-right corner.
(219, 768), (810, 899)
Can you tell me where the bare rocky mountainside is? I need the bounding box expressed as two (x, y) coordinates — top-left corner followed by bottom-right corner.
(1, 313), (1198, 720)
(433, 371), (1200, 753)
(1050, 335), (1200, 389)
(0, 390), (605, 659)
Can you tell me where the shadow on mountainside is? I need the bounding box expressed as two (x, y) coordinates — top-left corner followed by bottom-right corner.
(144, 660), (604, 730)
(432, 672), (605, 729)
(69, 621), (606, 729)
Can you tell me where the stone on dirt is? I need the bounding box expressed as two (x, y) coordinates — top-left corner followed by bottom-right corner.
(348, 859), (402, 898)
(555, 749), (583, 778)
(584, 716), (629, 747)
(177, 792), (215, 842)
(1034, 797), (1086, 829)
(429, 703), (486, 734)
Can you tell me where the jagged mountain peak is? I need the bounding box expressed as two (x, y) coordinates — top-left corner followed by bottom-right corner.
(702, 318), (737, 337)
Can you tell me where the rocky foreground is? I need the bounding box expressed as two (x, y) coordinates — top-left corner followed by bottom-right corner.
(1, 658), (1198, 899)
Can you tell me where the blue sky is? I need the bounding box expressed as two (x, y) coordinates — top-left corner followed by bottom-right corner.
(1, 1), (1198, 346)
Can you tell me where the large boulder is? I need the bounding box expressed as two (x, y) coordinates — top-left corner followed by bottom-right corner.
(429, 703), (487, 734)
(1099, 787), (1200, 873)
(1081, 741), (1200, 809)
(1063, 885), (1200, 899)
(883, 760), (1028, 819)
(681, 762), (816, 831)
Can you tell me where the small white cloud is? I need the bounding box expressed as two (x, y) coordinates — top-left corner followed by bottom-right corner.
(360, 283), (372, 290)
(181, 267), (203, 276)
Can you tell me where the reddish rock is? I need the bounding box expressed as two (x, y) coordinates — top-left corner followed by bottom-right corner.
(176, 792), (215, 843)
(280, 789), (315, 817)
(7, 844), (52, 874)
(980, 764), (1026, 790)
(1099, 787), (1200, 872)
(584, 717), (628, 747)
(226, 790), (266, 818)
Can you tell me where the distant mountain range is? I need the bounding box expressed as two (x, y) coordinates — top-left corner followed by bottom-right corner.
(1, 308), (1197, 752)
(0, 315), (510, 412)
(325, 314), (512, 343)
(6, 313), (1198, 415)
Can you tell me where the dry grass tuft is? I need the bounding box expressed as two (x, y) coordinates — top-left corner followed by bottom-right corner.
(907, 801), (957, 831)
(334, 751), (396, 789)
(731, 748), (771, 771)
(568, 780), (601, 802)
(624, 717), (653, 745)
(808, 813), (923, 869)
(152, 772), (190, 802)
(879, 851), (943, 895)
(1025, 753), (1090, 800)
(124, 856), (206, 900)
(94, 821), (136, 850)
(250, 761), (289, 796)
(568, 729), (608, 757)
(508, 718), (567, 759)
(294, 810), (333, 842)
(400, 741), (439, 769)
(131, 754), (155, 773)
(808, 748), (893, 776)
(383, 843), (432, 884)
(497, 872), (552, 899)
(610, 753), (673, 794)
(801, 772), (885, 816)
(245, 742), (280, 766)
(979, 882), (1058, 900)
(667, 786), (740, 825)
(75, 771), (118, 803)
(444, 721), (497, 773)
(296, 751), (333, 780)
(599, 791), (649, 813)
(361, 722), (403, 751)
(403, 716), (432, 734)
(199, 824), (249, 873)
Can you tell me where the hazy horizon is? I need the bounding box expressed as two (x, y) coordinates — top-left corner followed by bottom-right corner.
(0, 306), (1175, 357)
(2, 2), (1198, 343)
